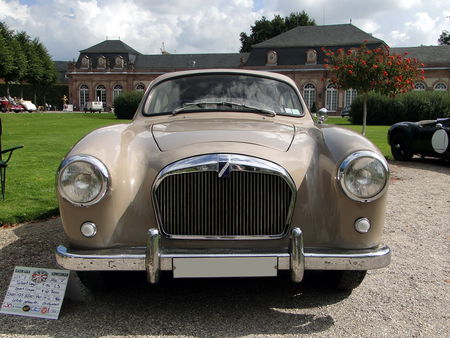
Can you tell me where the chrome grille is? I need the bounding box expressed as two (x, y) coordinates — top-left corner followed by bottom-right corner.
(153, 155), (295, 238)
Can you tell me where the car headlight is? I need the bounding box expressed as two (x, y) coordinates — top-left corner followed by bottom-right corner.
(337, 151), (389, 202)
(57, 155), (110, 207)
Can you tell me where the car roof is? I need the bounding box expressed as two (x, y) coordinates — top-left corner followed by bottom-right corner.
(149, 68), (298, 89)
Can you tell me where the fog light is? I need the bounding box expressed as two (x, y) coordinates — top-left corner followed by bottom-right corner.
(80, 222), (97, 237)
(354, 218), (371, 233)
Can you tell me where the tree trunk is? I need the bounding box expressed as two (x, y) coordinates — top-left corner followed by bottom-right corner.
(6, 82), (10, 98)
(362, 92), (368, 136)
(34, 89), (37, 106)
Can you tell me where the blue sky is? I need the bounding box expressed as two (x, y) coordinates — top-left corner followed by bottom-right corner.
(1, 0), (449, 60)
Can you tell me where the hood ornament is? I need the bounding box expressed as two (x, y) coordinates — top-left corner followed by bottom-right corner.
(218, 154), (232, 178)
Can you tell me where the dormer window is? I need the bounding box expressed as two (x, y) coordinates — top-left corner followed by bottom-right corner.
(114, 56), (124, 69)
(80, 55), (89, 69)
(306, 49), (317, 64)
(97, 56), (106, 69)
(266, 50), (278, 65)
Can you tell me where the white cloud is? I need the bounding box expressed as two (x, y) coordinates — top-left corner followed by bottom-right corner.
(0, 0), (30, 24)
(0, 0), (449, 60)
(388, 11), (449, 46)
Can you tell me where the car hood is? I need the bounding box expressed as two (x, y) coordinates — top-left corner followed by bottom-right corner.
(151, 118), (295, 152)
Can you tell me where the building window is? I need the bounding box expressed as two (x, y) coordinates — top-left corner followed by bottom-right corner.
(95, 85), (106, 105)
(344, 89), (357, 107)
(414, 83), (426, 91)
(114, 56), (124, 68)
(80, 55), (89, 69)
(434, 82), (447, 91)
(113, 84), (123, 100)
(266, 50), (278, 65)
(97, 56), (106, 69)
(303, 83), (316, 109)
(305, 49), (317, 64)
(79, 84), (89, 108)
(325, 83), (338, 112)
(135, 83), (145, 92)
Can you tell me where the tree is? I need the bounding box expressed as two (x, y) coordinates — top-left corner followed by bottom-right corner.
(15, 31), (35, 98)
(30, 40), (57, 104)
(438, 30), (450, 45)
(0, 22), (27, 98)
(324, 43), (423, 135)
(239, 11), (316, 52)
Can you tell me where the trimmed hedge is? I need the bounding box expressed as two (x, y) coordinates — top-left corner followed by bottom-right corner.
(350, 91), (450, 125)
(113, 91), (144, 119)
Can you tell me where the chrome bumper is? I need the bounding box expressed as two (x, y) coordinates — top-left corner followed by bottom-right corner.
(55, 228), (391, 283)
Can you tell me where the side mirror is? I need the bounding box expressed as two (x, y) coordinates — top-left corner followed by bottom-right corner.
(317, 108), (328, 124)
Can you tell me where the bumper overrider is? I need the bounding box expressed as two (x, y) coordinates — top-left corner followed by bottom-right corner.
(55, 228), (391, 283)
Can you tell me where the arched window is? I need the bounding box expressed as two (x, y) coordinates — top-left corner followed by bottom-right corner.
(113, 84), (123, 100)
(414, 83), (426, 91)
(303, 83), (316, 109)
(434, 82), (447, 91)
(325, 83), (338, 112)
(344, 89), (357, 107)
(135, 83), (145, 92)
(79, 84), (89, 108)
(95, 85), (106, 105)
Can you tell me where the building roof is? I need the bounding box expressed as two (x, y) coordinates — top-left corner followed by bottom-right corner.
(80, 40), (141, 55)
(54, 60), (68, 83)
(134, 53), (249, 69)
(390, 45), (450, 67)
(252, 24), (385, 48)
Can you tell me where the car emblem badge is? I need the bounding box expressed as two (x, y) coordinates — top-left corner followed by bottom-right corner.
(218, 155), (232, 178)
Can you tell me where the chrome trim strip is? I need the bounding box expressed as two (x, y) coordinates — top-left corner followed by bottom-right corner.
(337, 151), (390, 203)
(146, 229), (160, 284)
(152, 154), (297, 239)
(290, 228), (305, 282)
(55, 244), (391, 275)
(57, 154), (110, 207)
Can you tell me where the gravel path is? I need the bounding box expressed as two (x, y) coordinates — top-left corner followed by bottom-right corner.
(0, 159), (449, 337)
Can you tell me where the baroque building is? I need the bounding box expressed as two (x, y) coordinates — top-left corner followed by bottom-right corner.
(67, 24), (450, 113)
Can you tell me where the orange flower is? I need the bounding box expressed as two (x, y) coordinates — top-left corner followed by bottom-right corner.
(348, 70), (353, 75)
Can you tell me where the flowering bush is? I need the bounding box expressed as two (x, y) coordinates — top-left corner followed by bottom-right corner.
(323, 43), (424, 134)
(323, 43), (423, 96)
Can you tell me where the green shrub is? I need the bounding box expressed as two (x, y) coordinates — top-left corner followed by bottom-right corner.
(113, 91), (144, 119)
(350, 91), (450, 125)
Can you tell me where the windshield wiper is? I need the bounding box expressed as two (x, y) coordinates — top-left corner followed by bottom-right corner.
(172, 102), (206, 115)
(223, 101), (276, 117)
(172, 100), (276, 117)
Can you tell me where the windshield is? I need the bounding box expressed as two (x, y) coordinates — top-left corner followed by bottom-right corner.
(143, 74), (304, 116)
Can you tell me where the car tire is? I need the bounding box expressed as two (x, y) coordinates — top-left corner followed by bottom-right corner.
(326, 270), (367, 291)
(391, 133), (413, 161)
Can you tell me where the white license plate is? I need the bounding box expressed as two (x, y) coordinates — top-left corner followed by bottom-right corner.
(173, 257), (278, 278)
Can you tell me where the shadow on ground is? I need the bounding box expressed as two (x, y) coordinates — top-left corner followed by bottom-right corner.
(0, 219), (352, 337)
(388, 157), (450, 175)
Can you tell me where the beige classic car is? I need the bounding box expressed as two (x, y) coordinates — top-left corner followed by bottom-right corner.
(55, 69), (391, 291)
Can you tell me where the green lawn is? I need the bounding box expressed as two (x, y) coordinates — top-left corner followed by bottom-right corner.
(0, 113), (390, 225)
(327, 117), (391, 157)
(0, 113), (129, 224)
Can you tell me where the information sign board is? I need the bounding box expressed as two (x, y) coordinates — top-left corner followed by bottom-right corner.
(1, 266), (69, 320)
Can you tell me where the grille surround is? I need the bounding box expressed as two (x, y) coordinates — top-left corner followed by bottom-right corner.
(152, 154), (296, 239)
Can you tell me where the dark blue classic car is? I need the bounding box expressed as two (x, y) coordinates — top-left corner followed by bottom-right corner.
(388, 118), (450, 161)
